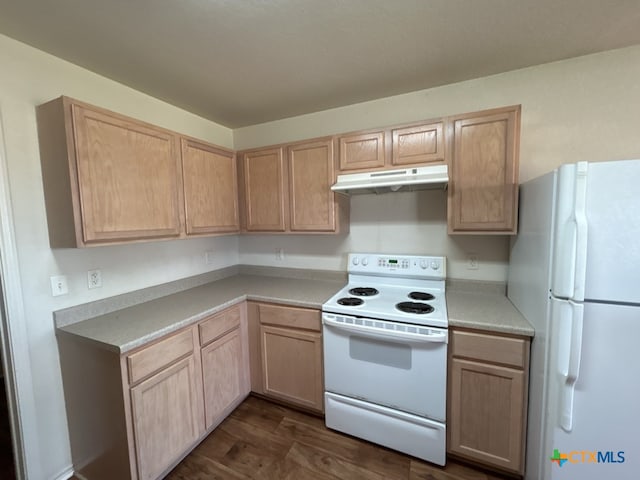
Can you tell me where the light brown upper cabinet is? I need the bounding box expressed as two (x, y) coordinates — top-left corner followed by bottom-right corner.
(392, 122), (444, 166)
(37, 96), (184, 246)
(337, 120), (446, 174)
(181, 138), (239, 235)
(240, 147), (288, 232)
(239, 139), (348, 234)
(338, 131), (386, 171)
(447, 106), (520, 234)
(288, 139), (337, 232)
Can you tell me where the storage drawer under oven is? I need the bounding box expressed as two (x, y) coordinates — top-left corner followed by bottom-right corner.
(322, 313), (447, 421)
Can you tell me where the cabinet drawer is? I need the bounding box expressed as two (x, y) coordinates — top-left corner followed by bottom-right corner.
(258, 304), (320, 331)
(127, 328), (195, 384)
(450, 330), (527, 369)
(199, 305), (242, 347)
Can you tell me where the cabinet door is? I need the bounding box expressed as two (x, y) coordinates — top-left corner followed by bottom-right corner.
(242, 148), (287, 231)
(338, 131), (385, 172)
(130, 356), (203, 480)
(71, 103), (183, 243)
(260, 325), (323, 412)
(201, 327), (249, 430)
(449, 358), (524, 473)
(448, 107), (520, 234)
(392, 122), (444, 166)
(181, 138), (239, 234)
(288, 139), (336, 231)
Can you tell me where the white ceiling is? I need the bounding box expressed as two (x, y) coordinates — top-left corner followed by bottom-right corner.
(1, 0), (640, 127)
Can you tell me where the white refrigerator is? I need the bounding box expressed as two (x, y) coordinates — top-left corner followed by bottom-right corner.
(508, 159), (640, 480)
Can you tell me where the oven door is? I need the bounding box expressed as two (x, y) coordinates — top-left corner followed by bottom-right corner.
(322, 312), (447, 421)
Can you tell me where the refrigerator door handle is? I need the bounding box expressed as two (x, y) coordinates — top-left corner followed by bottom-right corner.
(552, 162), (588, 301)
(558, 300), (584, 432)
(572, 162), (589, 300)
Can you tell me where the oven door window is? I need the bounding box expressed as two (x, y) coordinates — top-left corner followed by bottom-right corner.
(350, 335), (411, 370)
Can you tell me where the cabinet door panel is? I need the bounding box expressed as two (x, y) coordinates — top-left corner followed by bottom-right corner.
(201, 327), (248, 430)
(448, 107), (519, 233)
(243, 148), (287, 231)
(182, 139), (239, 234)
(392, 122), (444, 166)
(338, 131), (385, 171)
(449, 358), (524, 472)
(260, 325), (323, 412)
(288, 140), (336, 231)
(72, 104), (182, 243)
(130, 356), (203, 480)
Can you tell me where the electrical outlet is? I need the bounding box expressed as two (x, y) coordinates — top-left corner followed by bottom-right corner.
(87, 269), (102, 289)
(275, 248), (284, 261)
(467, 254), (479, 270)
(205, 251), (215, 265)
(50, 275), (69, 296)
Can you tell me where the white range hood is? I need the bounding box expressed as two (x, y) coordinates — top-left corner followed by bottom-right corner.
(331, 165), (448, 195)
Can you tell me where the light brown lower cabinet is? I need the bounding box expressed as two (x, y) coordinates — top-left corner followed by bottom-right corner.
(248, 301), (324, 413)
(448, 328), (530, 475)
(130, 355), (203, 480)
(199, 304), (250, 430)
(58, 303), (249, 480)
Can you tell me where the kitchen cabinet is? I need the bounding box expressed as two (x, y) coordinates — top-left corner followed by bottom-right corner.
(57, 303), (252, 480)
(198, 304), (250, 430)
(448, 328), (530, 475)
(239, 139), (348, 234)
(248, 302), (324, 413)
(37, 96), (241, 247)
(181, 138), (239, 235)
(239, 147), (288, 232)
(391, 121), (444, 166)
(338, 131), (386, 171)
(37, 96), (184, 246)
(126, 328), (204, 480)
(337, 120), (446, 174)
(447, 105), (520, 234)
(288, 139), (339, 232)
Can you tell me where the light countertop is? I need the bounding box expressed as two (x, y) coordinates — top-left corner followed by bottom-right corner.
(57, 270), (533, 354)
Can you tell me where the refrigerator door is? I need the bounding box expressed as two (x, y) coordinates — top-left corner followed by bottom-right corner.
(548, 302), (640, 480)
(582, 159), (640, 304)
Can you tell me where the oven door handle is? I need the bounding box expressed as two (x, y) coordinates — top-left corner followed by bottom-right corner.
(323, 315), (447, 344)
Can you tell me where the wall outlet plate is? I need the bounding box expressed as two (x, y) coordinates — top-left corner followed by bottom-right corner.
(50, 275), (69, 296)
(467, 254), (479, 270)
(88, 269), (102, 289)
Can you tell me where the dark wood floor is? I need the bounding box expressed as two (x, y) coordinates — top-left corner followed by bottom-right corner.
(164, 396), (510, 480)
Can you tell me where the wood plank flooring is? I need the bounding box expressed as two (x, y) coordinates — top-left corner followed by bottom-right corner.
(163, 396), (511, 480)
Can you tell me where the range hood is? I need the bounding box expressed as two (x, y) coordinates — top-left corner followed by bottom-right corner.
(331, 165), (448, 195)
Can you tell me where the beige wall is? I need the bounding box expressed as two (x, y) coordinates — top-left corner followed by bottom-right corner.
(237, 45), (640, 279)
(0, 34), (238, 479)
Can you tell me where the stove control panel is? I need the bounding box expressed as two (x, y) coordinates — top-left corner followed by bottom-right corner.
(348, 253), (446, 279)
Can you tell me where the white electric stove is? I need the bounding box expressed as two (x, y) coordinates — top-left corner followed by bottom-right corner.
(322, 253), (449, 466)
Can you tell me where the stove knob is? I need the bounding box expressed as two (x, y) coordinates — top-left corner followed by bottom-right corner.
(431, 260), (440, 270)
(352, 256), (359, 266)
(361, 257), (369, 266)
(419, 259), (428, 269)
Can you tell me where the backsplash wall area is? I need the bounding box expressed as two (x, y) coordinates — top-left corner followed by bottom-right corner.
(239, 189), (510, 281)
